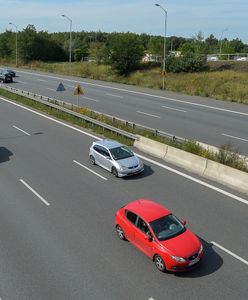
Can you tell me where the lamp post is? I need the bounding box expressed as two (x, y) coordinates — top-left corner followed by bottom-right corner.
(155, 3), (167, 89)
(220, 28), (228, 58)
(9, 22), (18, 66)
(61, 14), (72, 68)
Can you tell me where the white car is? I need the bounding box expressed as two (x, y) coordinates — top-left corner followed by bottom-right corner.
(89, 139), (144, 177)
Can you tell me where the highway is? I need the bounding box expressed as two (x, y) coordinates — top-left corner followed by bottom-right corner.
(0, 96), (248, 299)
(9, 68), (248, 155)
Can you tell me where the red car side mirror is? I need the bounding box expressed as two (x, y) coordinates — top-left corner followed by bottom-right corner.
(144, 233), (152, 242)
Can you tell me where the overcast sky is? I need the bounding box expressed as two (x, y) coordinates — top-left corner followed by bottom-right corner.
(0, 0), (247, 43)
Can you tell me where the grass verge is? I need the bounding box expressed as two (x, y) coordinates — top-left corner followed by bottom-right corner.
(1, 88), (247, 172)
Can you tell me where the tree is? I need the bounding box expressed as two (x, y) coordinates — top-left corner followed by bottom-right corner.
(104, 32), (144, 74)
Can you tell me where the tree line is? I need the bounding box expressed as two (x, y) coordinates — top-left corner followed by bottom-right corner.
(0, 25), (247, 74)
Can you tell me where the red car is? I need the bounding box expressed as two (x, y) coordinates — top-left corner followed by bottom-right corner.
(115, 199), (203, 272)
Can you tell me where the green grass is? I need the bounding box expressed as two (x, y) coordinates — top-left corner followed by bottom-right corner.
(1, 88), (247, 172)
(3, 59), (246, 104)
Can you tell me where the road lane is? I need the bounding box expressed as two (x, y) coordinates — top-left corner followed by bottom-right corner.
(0, 97), (247, 299)
(10, 69), (248, 154)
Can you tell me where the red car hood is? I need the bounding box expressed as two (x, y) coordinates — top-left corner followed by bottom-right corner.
(159, 229), (201, 258)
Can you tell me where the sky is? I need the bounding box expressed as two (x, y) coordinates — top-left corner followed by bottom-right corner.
(0, 0), (247, 43)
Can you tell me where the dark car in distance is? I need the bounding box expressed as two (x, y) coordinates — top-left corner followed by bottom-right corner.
(0, 70), (13, 83)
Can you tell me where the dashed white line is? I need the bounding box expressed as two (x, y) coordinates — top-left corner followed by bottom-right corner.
(65, 84), (75, 88)
(136, 111), (161, 118)
(73, 160), (107, 180)
(106, 93), (123, 98)
(13, 125), (31, 136)
(162, 105), (187, 113)
(17, 81), (27, 84)
(222, 133), (248, 143)
(46, 87), (55, 91)
(37, 79), (47, 82)
(84, 96), (99, 102)
(211, 241), (248, 266)
(19, 179), (50, 206)
(16, 70), (248, 117)
(2, 98), (248, 206)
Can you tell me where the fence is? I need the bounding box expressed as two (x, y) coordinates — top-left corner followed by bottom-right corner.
(0, 84), (185, 144)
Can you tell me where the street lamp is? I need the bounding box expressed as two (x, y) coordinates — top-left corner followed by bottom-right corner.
(61, 14), (72, 67)
(155, 3), (167, 89)
(220, 28), (228, 58)
(9, 22), (18, 66)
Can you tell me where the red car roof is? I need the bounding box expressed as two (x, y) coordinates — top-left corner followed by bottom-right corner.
(125, 199), (171, 223)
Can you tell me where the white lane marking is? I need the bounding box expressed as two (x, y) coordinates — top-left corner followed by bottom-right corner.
(13, 125), (31, 136)
(73, 160), (107, 181)
(37, 79), (47, 83)
(222, 133), (248, 143)
(17, 70), (248, 117)
(162, 105), (187, 113)
(46, 87), (55, 91)
(19, 179), (50, 206)
(106, 93), (123, 98)
(2, 97), (248, 206)
(211, 241), (248, 266)
(136, 111), (161, 118)
(17, 81), (27, 84)
(136, 153), (248, 206)
(84, 96), (99, 102)
(65, 84), (74, 88)
(1, 97), (99, 140)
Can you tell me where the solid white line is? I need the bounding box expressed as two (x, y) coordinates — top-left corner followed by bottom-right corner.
(2, 97), (248, 206)
(18, 81), (27, 84)
(106, 93), (123, 98)
(17, 70), (248, 117)
(73, 160), (107, 180)
(136, 153), (248, 206)
(162, 105), (187, 113)
(136, 111), (161, 118)
(46, 87), (55, 91)
(222, 133), (248, 143)
(13, 125), (31, 136)
(1, 97), (99, 140)
(211, 241), (248, 266)
(19, 179), (50, 206)
(84, 96), (99, 102)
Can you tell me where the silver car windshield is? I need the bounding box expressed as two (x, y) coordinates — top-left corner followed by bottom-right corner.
(109, 146), (134, 160)
(150, 214), (185, 241)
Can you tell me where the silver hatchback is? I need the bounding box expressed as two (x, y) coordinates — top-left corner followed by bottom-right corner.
(89, 139), (144, 177)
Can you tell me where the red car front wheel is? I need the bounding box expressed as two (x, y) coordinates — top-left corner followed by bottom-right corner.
(154, 255), (167, 272)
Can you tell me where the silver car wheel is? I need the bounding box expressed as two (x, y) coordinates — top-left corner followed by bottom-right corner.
(154, 255), (166, 272)
(89, 155), (95, 165)
(116, 225), (126, 240)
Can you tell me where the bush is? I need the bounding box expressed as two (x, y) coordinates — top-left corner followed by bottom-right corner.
(166, 53), (208, 73)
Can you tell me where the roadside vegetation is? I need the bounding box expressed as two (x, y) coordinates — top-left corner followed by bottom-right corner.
(1, 26), (248, 103)
(1, 88), (247, 172)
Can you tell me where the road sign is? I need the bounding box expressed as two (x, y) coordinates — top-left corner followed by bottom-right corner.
(74, 85), (84, 96)
(56, 82), (66, 92)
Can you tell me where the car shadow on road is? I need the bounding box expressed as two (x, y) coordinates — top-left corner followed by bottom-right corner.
(122, 164), (154, 180)
(174, 238), (223, 278)
(0, 147), (13, 163)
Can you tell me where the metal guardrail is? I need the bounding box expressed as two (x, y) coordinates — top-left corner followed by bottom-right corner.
(0, 84), (185, 143)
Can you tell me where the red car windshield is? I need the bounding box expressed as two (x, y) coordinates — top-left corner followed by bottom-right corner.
(150, 214), (185, 241)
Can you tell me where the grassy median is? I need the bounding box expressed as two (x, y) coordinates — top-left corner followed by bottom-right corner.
(1, 87), (247, 172)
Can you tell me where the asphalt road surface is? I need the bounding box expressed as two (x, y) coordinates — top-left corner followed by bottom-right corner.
(0, 96), (248, 300)
(8, 68), (248, 155)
